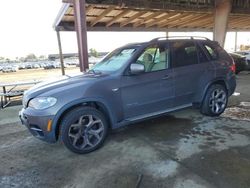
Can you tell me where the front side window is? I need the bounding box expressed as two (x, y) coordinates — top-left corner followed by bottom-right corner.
(136, 44), (169, 72)
(171, 41), (198, 68)
(91, 48), (136, 73)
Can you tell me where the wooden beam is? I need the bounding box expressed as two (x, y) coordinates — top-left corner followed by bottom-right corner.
(106, 10), (132, 27)
(133, 12), (163, 27)
(229, 18), (250, 27)
(160, 14), (195, 28)
(86, 5), (94, 14)
(158, 13), (185, 27)
(145, 13), (169, 28)
(198, 19), (214, 28)
(146, 12), (183, 28)
(120, 11), (146, 27)
(90, 6), (115, 27)
(182, 16), (213, 27)
(168, 14), (208, 28)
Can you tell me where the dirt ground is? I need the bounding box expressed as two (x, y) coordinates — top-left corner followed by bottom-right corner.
(0, 72), (250, 188)
(0, 67), (80, 83)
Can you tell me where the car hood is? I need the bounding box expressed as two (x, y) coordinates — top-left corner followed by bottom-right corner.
(24, 73), (106, 99)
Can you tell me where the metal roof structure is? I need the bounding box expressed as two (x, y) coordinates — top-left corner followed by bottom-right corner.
(54, 0), (250, 32)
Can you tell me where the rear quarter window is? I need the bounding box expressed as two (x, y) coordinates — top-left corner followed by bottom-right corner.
(202, 42), (232, 62)
(204, 44), (218, 60)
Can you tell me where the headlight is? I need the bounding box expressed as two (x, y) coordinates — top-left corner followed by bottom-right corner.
(29, 97), (57, 110)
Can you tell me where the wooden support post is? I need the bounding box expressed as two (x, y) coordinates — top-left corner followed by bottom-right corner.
(234, 31), (238, 51)
(56, 31), (65, 75)
(166, 31), (169, 37)
(73, 0), (89, 72)
(213, 0), (232, 47)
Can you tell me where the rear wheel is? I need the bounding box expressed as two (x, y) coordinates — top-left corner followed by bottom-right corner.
(60, 107), (108, 154)
(201, 84), (228, 116)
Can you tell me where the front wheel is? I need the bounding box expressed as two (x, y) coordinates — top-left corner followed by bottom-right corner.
(60, 107), (108, 154)
(201, 84), (228, 116)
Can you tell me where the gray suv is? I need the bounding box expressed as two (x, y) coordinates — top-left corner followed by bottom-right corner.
(19, 37), (236, 154)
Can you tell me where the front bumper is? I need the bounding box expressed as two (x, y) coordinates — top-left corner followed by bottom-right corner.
(19, 108), (57, 143)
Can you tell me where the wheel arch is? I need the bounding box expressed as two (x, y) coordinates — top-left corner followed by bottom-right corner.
(52, 98), (116, 141)
(200, 78), (228, 106)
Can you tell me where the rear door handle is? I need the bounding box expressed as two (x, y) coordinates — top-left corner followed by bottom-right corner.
(162, 75), (171, 80)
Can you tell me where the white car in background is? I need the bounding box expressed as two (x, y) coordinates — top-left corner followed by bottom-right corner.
(2, 66), (18, 73)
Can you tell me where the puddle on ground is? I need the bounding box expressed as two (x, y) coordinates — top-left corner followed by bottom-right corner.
(232, 92), (240, 96)
(222, 103), (250, 121)
(239, 102), (250, 108)
(144, 160), (179, 178)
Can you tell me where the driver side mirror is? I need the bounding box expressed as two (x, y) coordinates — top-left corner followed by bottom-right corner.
(130, 63), (145, 75)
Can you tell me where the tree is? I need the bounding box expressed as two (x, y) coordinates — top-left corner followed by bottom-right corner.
(25, 53), (37, 61)
(89, 48), (98, 57)
(39, 55), (47, 60)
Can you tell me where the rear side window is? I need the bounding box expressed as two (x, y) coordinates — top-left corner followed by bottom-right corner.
(171, 41), (198, 68)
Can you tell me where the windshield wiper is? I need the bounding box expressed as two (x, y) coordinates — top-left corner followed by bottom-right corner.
(88, 69), (102, 75)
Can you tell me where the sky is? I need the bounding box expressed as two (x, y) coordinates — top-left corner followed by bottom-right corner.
(0, 0), (250, 59)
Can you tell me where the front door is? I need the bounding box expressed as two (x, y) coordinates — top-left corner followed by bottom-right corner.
(121, 43), (175, 119)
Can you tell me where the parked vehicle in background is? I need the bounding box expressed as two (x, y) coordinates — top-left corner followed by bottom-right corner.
(20, 37), (236, 154)
(2, 66), (18, 73)
(33, 64), (40, 69)
(229, 52), (248, 74)
(234, 51), (250, 70)
(0, 66), (3, 71)
(25, 64), (32, 69)
(18, 64), (26, 70)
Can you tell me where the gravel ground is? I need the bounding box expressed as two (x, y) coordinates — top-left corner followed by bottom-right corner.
(0, 72), (250, 188)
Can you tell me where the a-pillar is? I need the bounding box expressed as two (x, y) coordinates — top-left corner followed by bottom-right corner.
(213, 0), (232, 47)
(73, 0), (89, 72)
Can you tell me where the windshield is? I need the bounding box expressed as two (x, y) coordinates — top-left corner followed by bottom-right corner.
(90, 48), (136, 73)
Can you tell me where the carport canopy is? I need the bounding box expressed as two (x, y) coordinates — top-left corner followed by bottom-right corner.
(53, 0), (250, 72)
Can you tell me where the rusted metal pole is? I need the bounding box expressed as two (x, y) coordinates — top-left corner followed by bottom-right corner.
(73, 0), (89, 72)
(213, 0), (232, 47)
(56, 31), (65, 75)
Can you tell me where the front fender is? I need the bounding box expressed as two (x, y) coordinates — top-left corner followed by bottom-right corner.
(51, 97), (117, 140)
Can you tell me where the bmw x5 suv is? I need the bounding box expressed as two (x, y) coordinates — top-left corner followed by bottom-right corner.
(19, 37), (236, 154)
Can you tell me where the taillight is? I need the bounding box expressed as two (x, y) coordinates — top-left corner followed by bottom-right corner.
(230, 63), (236, 73)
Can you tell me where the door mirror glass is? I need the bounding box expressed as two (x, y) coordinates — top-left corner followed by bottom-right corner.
(130, 63), (145, 74)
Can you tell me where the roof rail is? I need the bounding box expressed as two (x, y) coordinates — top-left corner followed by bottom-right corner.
(150, 36), (211, 42)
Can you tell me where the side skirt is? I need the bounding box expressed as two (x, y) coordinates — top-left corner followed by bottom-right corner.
(114, 103), (192, 129)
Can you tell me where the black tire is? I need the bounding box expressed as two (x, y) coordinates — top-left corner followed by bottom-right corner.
(200, 84), (228, 117)
(60, 106), (108, 154)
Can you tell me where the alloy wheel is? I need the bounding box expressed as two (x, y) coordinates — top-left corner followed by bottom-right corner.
(68, 114), (104, 150)
(209, 89), (227, 114)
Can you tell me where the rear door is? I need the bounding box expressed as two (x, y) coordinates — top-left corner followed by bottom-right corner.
(171, 40), (214, 106)
(121, 42), (175, 119)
